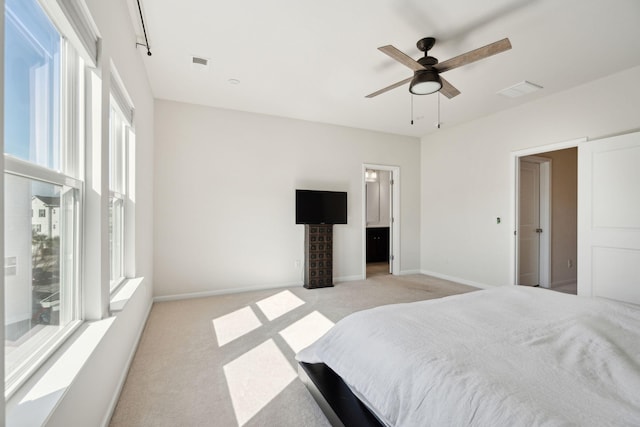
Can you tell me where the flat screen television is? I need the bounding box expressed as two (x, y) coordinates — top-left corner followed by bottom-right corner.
(296, 190), (347, 224)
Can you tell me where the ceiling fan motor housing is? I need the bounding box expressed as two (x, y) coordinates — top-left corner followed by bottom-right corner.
(418, 56), (438, 67)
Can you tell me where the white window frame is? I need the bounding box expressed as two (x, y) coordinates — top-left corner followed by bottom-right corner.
(109, 103), (128, 291)
(3, 6), (86, 397)
(3, 163), (84, 397)
(107, 62), (135, 293)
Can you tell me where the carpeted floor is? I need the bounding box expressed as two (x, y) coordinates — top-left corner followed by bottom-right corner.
(109, 274), (476, 427)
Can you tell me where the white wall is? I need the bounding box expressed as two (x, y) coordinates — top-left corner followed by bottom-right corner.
(154, 100), (420, 298)
(420, 66), (640, 288)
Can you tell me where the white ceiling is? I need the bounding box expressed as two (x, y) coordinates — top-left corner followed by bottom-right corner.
(128, 0), (640, 137)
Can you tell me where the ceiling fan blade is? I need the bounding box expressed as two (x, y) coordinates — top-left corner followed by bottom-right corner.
(439, 77), (460, 99)
(378, 45), (425, 71)
(365, 76), (413, 98)
(434, 38), (511, 73)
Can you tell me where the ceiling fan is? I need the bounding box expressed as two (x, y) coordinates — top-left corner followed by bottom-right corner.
(366, 37), (512, 99)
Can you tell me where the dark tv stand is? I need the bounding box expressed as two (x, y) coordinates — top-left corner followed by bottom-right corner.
(304, 224), (334, 288)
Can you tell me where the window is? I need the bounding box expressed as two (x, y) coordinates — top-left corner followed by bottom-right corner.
(109, 75), (134, 290)
(109, 104), (129, 290)
(4, 0), (84, 396)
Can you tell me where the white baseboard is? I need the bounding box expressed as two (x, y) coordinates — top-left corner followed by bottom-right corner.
(154, 281), (302, 302)
(399, 269), (421, 275)
(335, 274), (363, 283)
(419, 269), (493, 289)
(154, 270), (491, 302)
(154, 272), (385, 302)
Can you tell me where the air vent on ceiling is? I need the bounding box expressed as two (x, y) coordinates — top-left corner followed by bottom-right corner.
(191, 56), (209, 67)
(497, 81), (543, 98)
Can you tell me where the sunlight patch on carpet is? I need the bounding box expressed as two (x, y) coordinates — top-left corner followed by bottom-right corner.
(223, 339), (296, 426)
(212, 306), (262, 347)
(255, 290), (305, 321)
(279, 311), (334, 353)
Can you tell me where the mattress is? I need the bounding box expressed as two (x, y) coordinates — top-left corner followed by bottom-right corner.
(296, 286), (640, 426)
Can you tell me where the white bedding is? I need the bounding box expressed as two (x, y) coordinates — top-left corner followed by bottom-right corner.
(296, 286), (640, 426)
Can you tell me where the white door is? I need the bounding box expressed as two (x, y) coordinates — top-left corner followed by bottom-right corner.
(518, 160), (540, 286)
(578, 132), (640, 304)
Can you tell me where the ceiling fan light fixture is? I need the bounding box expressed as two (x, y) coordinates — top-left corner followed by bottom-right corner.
(409, 70), (442, 95)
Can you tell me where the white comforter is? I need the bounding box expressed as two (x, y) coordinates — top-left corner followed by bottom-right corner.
(296, 286), (640, 426)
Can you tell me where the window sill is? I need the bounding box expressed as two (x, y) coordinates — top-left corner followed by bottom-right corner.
(6, 277), (148, 426)
(110, 277), (145, 313)
(5, 321), (82, 400)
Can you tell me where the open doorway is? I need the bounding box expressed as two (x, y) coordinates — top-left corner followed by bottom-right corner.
(362, 164), (400, 279)
(514, 147), (578, 294)
(365, 169), (391, 277)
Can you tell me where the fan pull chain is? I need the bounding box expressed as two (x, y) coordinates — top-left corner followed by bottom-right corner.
(410, 95), (414, 125)
(437, 93), (441, 129)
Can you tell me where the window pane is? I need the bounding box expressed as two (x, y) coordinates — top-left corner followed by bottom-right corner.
(109, 104), (127, 289)
(4, 174), (77, 380)
(109, 107), (125, 193)
(4, 0), (61, 169)
(109, 195), (124, 288)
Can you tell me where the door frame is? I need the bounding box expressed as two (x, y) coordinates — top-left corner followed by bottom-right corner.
(510, 137), (586, 286)
(362, 164), (400, 278)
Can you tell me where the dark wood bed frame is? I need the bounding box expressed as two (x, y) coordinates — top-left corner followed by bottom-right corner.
(298, 362), (385, 427)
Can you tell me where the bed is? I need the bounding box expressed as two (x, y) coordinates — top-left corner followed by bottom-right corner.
(296, 286), (640, 426)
